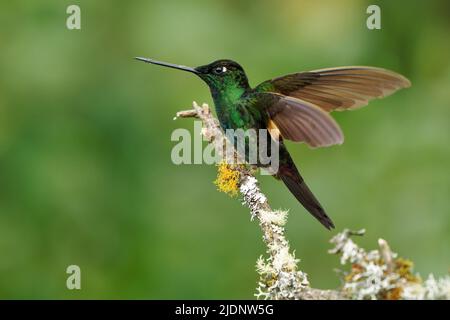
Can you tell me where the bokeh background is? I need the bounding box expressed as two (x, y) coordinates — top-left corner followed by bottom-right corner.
(0, 0), (449, 299)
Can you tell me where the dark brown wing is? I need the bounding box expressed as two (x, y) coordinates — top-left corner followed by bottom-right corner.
(251, 92), (344, 148)
(254, 66), (411, 112)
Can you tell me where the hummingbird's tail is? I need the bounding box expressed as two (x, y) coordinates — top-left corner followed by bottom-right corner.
(277, 152), (335, 230)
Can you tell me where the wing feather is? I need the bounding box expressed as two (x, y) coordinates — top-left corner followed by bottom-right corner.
(254, 66), (410, 112)
(257, 93), (344, 148)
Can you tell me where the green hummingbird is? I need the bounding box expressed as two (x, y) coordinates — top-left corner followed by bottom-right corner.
(136, 57), (410, 229)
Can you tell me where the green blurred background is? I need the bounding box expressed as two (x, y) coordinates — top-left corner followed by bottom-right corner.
(0, 0), (449, 299)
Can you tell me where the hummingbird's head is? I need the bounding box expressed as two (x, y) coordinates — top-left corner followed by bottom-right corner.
(194, 59), (250, 91)
(135, 57), (250, 93)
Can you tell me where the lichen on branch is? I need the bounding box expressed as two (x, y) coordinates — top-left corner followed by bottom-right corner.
(214, 162), (242, 197)
(330, 229), (450, 300)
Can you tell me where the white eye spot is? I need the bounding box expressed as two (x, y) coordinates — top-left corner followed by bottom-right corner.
(214, 66), (228, 74)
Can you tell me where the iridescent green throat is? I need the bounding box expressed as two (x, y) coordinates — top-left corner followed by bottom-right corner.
(207, 74), (250, 127)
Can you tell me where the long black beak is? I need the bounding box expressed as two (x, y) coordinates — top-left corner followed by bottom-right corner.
(135, 57), (199, 74)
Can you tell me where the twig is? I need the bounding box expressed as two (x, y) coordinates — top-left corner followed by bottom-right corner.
(378, 238), (395, 273)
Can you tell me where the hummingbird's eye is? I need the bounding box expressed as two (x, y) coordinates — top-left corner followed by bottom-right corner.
(213, 66), (227, 75)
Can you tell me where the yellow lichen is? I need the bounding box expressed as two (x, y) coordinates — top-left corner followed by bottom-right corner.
(385, 287), (403, 300)
(344, 263), (364, 283)
(214, 162), (242, 197)
(394, 257), (421, 283)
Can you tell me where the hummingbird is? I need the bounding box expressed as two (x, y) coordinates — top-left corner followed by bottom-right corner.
(135, 57), (410, 229)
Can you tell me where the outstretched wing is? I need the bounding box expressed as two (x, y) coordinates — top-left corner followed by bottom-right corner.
(250, 92), (344, 148)
(254, 66), (411, 112)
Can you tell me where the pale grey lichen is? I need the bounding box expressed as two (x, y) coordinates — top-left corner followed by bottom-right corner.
(330, 229), (450, 300)
(238, 174), (310, 299)
(423, 274), (450, 299)
(240, 176), (267, 220)
(259, 209), (288, 226)
(401, 274), (450, 300)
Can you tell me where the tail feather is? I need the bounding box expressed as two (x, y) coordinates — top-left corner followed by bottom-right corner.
(279, 166), (335, 230)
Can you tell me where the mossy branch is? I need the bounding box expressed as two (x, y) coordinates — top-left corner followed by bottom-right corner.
(175, 102), (450, 300)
